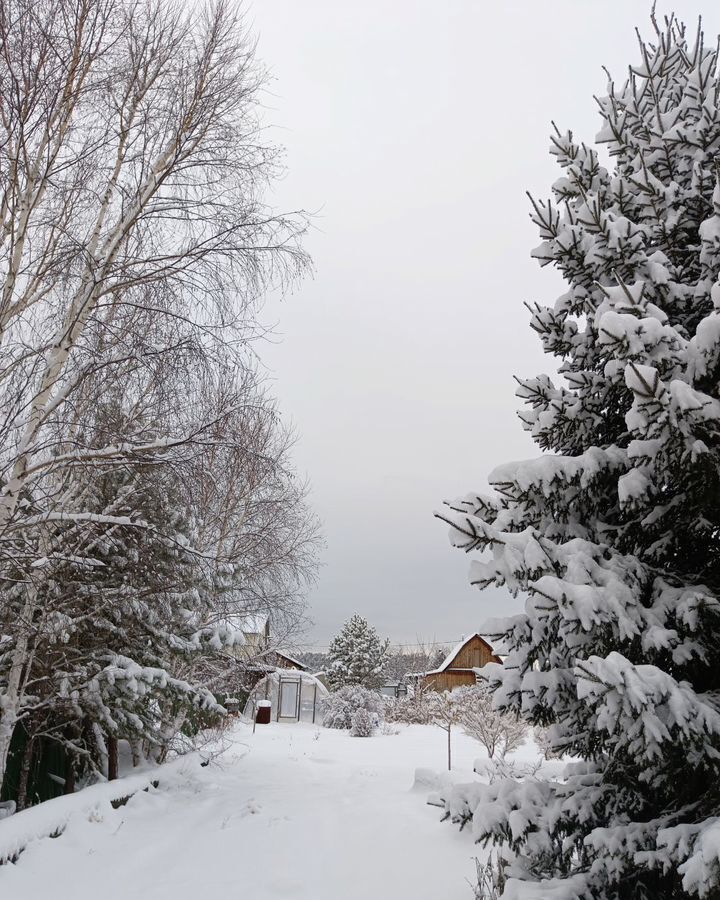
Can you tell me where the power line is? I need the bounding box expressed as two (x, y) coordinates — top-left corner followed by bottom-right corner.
(286, 637), (464, 653)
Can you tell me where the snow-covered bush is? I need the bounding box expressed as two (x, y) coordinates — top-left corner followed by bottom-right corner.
(422, 686), (526, 769)
(350, 708), (375, 737)
(454, 685), (527, 759)
(474, 755), (542, 785)
(437, 15), (720, 898)
(384, 692), (432, 725)
(380, 722), (400, 736)
(321, 685), (384, 730)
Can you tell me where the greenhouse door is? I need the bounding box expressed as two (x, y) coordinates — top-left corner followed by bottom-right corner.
(278, 679), (300, 720)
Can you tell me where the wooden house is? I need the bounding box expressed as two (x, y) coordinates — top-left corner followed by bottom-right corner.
(258, 649), (307, 671)
(227, 615), (307, 692)
(238, 614), (271, 655)
(413, 633), (501, 692)
(233, 617), (305, 671)
(239, 649), (307, 694)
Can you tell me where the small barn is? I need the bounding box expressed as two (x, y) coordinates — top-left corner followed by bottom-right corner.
(414, 633), (501, 692)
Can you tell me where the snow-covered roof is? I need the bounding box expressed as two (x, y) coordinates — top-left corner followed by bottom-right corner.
(259, 649), (307, 670)
(424, 633), (497, 675)
(236, 614), (269, 635)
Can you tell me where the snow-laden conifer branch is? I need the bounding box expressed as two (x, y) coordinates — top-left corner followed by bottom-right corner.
(439, 13), (720, 898)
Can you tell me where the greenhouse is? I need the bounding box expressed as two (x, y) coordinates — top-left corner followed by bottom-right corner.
(243, 670), (329, 724)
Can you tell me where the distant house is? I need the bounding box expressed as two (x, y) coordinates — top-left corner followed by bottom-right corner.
(257, 649), (307, 671)
(380, 682), (409, 699)
(411, 633), (501, 693)
(238, 614), (271, 655)
(234, 617), (305, 672)
(227, 615), (307, 693)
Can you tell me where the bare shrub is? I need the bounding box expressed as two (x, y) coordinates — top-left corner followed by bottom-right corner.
(350, 708), (375, 737)
(533, 726), (563, 760)
(384, 681), (433, 724)
(455, 685), (528, 759)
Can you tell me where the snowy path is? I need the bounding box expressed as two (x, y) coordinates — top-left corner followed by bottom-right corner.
(1, 723), (481, 900)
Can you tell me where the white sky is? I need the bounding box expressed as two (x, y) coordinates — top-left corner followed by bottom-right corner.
(247, 1), (720, 648)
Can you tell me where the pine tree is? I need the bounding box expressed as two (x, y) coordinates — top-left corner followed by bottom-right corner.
(327, 615), (389, 689)
(439, 15), (720, 900)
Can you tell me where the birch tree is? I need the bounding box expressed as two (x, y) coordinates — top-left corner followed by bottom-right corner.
(0, 0), (308, 786)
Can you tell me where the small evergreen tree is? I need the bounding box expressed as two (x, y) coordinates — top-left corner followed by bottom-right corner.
(327, 615), (389, 689)
(439, 15), (720, 899)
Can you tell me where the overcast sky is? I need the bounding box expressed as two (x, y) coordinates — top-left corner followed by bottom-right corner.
(246, 1), (720, 649)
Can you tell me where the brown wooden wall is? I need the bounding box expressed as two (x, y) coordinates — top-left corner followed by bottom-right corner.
(452, 635), (501, 669)
(420, 635), (501, 693)
(422, 670), (477, 693)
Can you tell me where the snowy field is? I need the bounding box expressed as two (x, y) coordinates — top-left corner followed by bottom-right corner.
(0, 722), (543, 900)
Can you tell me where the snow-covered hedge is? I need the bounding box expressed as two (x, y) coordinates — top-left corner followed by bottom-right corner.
(321, 685), (384, 730)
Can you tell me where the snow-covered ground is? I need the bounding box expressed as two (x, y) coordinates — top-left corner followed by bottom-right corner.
(0, 722), (538, 900)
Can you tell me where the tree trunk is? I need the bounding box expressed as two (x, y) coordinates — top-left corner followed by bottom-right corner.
(0, 595), (36, 785)
(447, 723), (452, 772)
(130, 738), (143, 768)
(64, 753), (76, 795)
(0, 534), (48, 787)
(16, 734), (35, 812)
(107, 735), (118, 781)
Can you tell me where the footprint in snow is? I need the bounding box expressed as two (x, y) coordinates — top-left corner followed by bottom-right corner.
(234, 799), (261, 818)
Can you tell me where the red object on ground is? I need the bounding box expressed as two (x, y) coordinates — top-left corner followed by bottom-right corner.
(255, 704), (271, 725)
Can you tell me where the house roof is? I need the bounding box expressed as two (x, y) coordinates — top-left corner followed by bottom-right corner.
(424, 632), (497, 675)
(236, 614), (269, 635)
(259, 649), (307, 670)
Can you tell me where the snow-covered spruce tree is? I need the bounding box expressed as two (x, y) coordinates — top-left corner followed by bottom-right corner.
(327, 615), (389, 689)
(438, 17), (720, 900)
